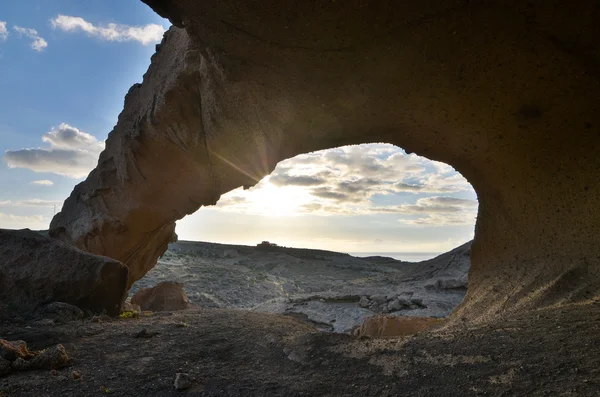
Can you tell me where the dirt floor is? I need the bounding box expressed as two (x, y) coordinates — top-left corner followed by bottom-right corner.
(1, 302), (599, 397)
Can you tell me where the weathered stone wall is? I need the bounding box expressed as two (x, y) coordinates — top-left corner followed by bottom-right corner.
(50, 0), (600, 321)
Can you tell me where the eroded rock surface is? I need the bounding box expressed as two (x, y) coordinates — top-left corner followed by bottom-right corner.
(50, 0), (600, 322)
(0, 229), (128, 316)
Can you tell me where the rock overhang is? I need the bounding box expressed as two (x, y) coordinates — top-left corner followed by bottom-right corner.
(48, 0), (600, 322)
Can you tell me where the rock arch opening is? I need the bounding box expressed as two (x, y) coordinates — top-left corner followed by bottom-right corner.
(130, 143), (476, 332)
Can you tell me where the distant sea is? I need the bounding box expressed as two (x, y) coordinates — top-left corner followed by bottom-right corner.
(348, 252), (440, 262)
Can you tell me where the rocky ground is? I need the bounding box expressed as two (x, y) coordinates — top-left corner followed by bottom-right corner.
(1, 302), (600, 396)
(130, 241), (470, 332)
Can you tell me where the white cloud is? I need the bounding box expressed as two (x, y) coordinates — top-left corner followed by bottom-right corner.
(51, 15), (165, 45)
(0, 212), (49, 230)
(30, 180), (54, 186)
(375, 196), (478, 225)
(210, 144), (478, 227)
(0, 199), (61, 207)
(14, 26), (48, 51)
(3, 123), (104, 178)
(0, 21), (8, 41)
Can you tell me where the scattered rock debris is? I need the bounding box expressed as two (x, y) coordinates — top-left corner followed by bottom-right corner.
(0, 339), (70, 377)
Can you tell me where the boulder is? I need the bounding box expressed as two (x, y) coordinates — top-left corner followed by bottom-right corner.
(355, 315), (440, 338)
(0, 229), (128, 316)
(34, 302), (85, 324)
(131, 281), (190, 312)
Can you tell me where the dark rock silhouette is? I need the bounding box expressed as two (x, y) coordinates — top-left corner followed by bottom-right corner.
(0, 229), (128, 316)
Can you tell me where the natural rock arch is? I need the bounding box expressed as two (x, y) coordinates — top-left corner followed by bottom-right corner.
(50, 0), (600, 322)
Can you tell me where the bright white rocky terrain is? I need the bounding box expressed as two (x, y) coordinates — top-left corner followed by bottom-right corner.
(130, 241), (471, 333)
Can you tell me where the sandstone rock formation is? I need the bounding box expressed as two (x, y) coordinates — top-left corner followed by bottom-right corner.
(0, 229), (128, 316)
(354, 315), (441, 338)
(131, 281), (190, 312)
(49, 1), (600, 322)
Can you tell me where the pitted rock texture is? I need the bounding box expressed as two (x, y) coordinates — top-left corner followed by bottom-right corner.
(50, 0), (600, 322)
(0, 229), (128, 316)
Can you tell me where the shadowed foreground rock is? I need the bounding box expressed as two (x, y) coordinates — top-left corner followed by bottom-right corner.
(131, 281), (189, 312)
(50, 0), (600, 322)
(0, 229), (128, 316)
(0, 339), (70, 377)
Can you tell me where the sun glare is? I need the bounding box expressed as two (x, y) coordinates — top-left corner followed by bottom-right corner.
(218, 178), (313, 217)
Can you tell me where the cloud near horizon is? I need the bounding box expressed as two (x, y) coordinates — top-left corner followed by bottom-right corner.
(51, 15), (165, 45)
(14, 26), (48, 51)
(211, 144), (478, 226)
(0, 199), (61, 207)
(3, 123), (104, 178)
(0, 212), (49, 230)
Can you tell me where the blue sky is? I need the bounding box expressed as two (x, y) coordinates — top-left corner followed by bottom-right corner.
(0, 1), (478, 256)
(0, 1), (167, 224)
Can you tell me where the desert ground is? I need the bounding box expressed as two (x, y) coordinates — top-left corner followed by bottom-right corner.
(1, 302), (600, 396)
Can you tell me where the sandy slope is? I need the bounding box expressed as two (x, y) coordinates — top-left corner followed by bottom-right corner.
(130, 241), (471, 332)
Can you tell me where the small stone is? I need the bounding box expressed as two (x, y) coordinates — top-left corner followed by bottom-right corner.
(33, 319), (56, 326)
(121, 301), (141, 314)
(29, 344), (70, 370)
(0, 357), (11, 376)
(72, 370), (82, 379)
(411, 298), (424, 306)
(134, 329), (160, 338)
(370, 295), (387, 304)
(358, 296), (370, 308)
(174, 373), (192, 390)
(388, 299), (403, 311)
(396, 297), (412, 306)
(286, 350), (307, 364)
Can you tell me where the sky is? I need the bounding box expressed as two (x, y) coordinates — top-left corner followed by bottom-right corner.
(0, 1), (478, 257)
